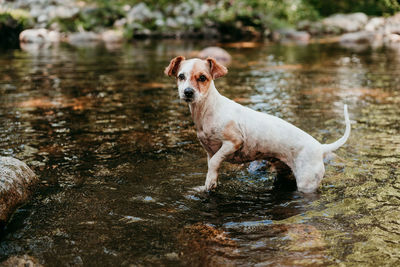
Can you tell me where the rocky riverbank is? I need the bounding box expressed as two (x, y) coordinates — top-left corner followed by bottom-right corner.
(1, 0), (400, 50)
(298, 12), (400, 49)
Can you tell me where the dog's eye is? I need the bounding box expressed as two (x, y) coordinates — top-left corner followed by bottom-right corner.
(198, 75), (207, 82)
(178, 73), (185, 81)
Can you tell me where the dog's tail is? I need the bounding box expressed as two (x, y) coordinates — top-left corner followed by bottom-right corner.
(321, 104), (351, 156)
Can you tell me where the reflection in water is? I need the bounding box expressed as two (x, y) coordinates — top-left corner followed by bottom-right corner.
(0, 41), (399, 266)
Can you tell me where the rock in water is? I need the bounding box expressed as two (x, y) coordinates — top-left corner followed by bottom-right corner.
(0, 157), (37, 226)
(198, 47), (232, 65)
(273, 29), (311, 43)
(340, 31), (375, 44)
(67, 31), (101, 45)
(19, 29), (60, 43)
(0, 255), (43, 267)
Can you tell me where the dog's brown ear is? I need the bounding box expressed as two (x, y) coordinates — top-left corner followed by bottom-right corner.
(164, 56), (185, 77)
(206, 57), (228, 79)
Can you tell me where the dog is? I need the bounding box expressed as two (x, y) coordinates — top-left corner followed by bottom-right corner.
(164, 56), (351, 193)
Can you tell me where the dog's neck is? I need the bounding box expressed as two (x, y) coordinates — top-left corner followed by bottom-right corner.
(188, 81), (221, 130)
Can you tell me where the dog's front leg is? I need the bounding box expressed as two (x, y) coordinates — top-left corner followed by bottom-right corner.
(205, 141), (239, 191)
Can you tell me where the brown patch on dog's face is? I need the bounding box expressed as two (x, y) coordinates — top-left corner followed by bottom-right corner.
(189, 60), (212, 93)
(171, 57), (228, 103)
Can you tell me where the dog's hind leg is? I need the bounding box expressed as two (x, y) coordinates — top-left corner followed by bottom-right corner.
(293, 152), (325, 193)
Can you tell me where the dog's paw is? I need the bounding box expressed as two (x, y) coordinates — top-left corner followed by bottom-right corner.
(192, 185), (206, 192)
(205, 181), (217, 191)
(185, 186), (205, 200)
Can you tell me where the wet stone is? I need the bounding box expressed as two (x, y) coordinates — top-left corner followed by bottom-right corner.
(198, 47), (232, 65)
(19, 29), (60, 43)
(340, 31), (376, 45)
(0, 157), (38, 226)
(0, 254), (42, 267)
(67, 32), (101, 45)
(274, 29), (311, 43)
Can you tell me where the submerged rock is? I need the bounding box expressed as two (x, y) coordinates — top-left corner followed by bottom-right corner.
(67, 31), (101, 44)
(252, 224), (327, 266)
(0, 254), (43, 267)
(274, 29), (311, 43)
(0, 157), (38, 226)
(340, 31), (375, 44)
(178, 223), (238, 266)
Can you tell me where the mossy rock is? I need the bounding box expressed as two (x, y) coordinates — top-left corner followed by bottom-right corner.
(0, 10), (31, 48)
(0, 13), (22, 47)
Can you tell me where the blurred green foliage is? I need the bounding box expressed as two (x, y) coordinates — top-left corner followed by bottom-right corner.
(77, 0), (320, 38)
(51, 0), (400, 38)
(54, 2), (124, 32)
(306, 0), (400, 16)
(202, 0), (319, 38)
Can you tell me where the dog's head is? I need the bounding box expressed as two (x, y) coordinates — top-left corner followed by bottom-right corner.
(164, 56), (227, 103)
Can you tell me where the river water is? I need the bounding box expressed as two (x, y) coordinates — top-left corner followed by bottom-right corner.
(0, 40), (399, 266)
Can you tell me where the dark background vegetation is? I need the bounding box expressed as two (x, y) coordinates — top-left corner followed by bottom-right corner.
(307, 0), (400, 16)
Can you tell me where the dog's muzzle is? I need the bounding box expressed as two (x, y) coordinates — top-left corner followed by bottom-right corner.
(183, 87), (194, 102)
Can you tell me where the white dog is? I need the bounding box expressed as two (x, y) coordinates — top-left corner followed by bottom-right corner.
(165, 56), (350, 193)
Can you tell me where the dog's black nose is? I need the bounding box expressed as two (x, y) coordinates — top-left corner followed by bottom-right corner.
(184, 88), (194, 98)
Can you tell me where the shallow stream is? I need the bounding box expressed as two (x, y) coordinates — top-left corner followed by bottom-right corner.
(0, 40), (399, 266)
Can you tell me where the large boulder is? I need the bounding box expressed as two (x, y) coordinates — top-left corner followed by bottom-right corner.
(338, 12), (400, 49)
(19, 28), (60, 43)
(0, 157), (38, 226)
(365, 17), (385, 32)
